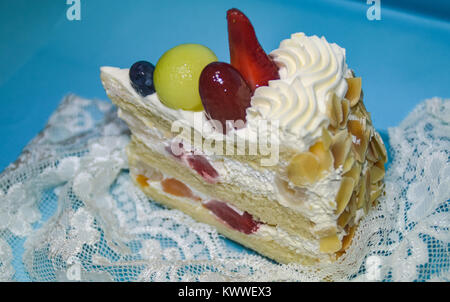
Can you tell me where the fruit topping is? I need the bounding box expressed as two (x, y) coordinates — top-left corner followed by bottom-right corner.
(199, 62), (252, 132)
(161, 178), (200, 201)
(227, 8), (280, 92)
(186, 155), (219, 184)
(154, 44), (218, 111)
(203, 200), (260, 234)
(129, 61), (156, 97)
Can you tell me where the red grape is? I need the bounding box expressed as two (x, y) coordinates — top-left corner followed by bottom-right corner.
(199, 62), (252, 133)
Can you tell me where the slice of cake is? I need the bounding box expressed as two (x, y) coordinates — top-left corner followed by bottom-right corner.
(100, 8), (387, 264)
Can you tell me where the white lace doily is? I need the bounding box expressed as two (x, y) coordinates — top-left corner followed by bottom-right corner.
(0, 95), (448, 282)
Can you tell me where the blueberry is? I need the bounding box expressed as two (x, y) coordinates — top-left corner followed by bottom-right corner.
(129, 61), (156, 96)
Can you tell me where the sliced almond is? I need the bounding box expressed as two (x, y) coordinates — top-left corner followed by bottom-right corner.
(356, 170), (369, 209)
(331, 129), (347, 146)
(327, 94), (351, 130)
(338, 209), (352, 228)
(370, 162), (385, 183)
(336, 177), (355, 215)
(331, 130), (352, 169)
(372, 131), (388, 163)
(354, 100), (372, 124)
(343, 161), (362, 185)
(370, 182), (384, 203)
(363, 170), (372, 214)
(320, 234), (342, 254)
(321, 128), (333, 149)
(338, 193), (357, 228)
(345, 77), (362, 107)
(341, 98), (350, 127)
(287, 152), (321, 186)
(342, 154), (355, 174)
(348, 191), (358, 220)
(309, 141), (333, 174)
(340, 226), (357, 251)
(326, 93), (341, 129)
(366, 139), (380, 162)
(348, 119), (369, 163)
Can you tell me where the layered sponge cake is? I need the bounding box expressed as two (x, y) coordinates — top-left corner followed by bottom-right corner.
(100, 9), (387, 264)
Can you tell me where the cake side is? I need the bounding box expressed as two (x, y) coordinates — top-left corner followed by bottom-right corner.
(127, 144), (331, 264)
(101, 69), (344, 237)
(100, 61), (387, 260)
(100, 8), (388, 262)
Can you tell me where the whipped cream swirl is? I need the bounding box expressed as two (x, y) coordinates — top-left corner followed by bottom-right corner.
(247, 33), (349, 149)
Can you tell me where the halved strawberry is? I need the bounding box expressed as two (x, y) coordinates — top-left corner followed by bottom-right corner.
(227, 8), (280, 93)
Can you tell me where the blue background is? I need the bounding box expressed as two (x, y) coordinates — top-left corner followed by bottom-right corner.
(0, 0), (449, 172)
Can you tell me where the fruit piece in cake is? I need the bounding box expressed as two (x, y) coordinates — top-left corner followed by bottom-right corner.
(153, 44), (218, 111)
(165, 142), (219, 184)
(161, 178), (201, 201)
(136, 174), (150, 187)
(203, 200), (260, 234)
(199, 62), (252, 132)
(186, 155), (219, 184)
(227, 8), (279, 92)
(129, 61), (156, 97)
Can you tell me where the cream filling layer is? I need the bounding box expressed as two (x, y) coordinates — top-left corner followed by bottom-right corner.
(119, 107), (341, 234)
(130, 163), (335, 261)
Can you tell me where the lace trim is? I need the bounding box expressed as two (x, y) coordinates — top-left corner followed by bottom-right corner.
(0, 95), (448, 281)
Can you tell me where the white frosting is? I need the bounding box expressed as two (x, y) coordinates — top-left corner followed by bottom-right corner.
(247, 33), (349, 151)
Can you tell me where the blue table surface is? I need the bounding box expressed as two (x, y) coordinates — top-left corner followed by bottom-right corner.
(0, 0), (449, 172)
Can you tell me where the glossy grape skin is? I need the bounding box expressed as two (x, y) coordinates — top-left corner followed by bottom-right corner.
(154, 44), (218, 111)
(199, 62), (252, 133)
(129, 61), (156, 97)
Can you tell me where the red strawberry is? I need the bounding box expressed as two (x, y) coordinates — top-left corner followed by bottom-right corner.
(186, 155), (219, 184)
(227, 8), (280, 93)
(203, 200), (261, 234)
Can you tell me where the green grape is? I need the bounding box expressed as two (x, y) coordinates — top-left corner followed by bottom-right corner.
(154, 44), (218, 111)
